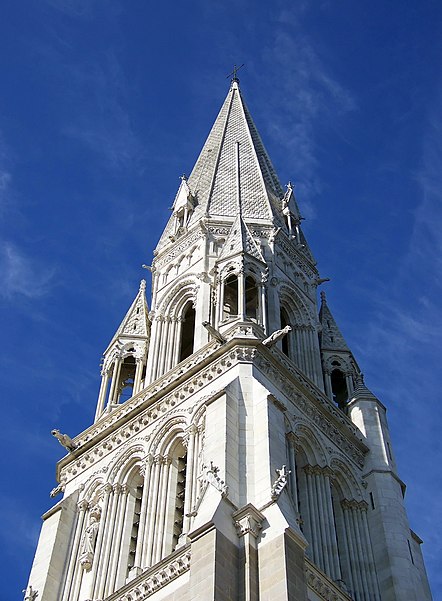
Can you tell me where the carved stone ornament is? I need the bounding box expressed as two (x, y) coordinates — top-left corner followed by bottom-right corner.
(271, 465), (291, 500)
(49, 483), (65, 498)
(202, 461), (228, 497)
(51, 429), (77, 452)
(262, 325), (292, 348)
(109, 546), (191, 601)
(232, 504), (265, 539)
(22, 586), (38, 601)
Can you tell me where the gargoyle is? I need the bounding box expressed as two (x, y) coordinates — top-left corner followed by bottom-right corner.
(262, 325), (292, 348)
(51, 429), (77, 452)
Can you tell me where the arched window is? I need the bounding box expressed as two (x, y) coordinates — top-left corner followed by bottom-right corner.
(330, 365), (348, 410)
(280, 307), (291, 356)
(245, 276), (258, 320)
(179, 302), (196, 362)
(223, 274), (238, 319)
(117, 355), (136, 403)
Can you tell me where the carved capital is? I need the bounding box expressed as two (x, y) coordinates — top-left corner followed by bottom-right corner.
(233, 504), (265, 539)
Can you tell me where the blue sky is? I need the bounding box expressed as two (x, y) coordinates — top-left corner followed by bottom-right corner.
(1, 1), (441, 598)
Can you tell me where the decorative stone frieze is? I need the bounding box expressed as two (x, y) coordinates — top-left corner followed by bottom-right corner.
(103, 546), (191, 601)
(254, 352), (366, 468)
(153, 227), (204, 270)
(305, 558), (352, 601)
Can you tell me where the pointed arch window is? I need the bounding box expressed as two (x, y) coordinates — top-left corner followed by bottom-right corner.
(330, 362), (349, 410)
(179, 302), (196, 362)
(223, 274), (238, 319)
(117, 355), (136, 403)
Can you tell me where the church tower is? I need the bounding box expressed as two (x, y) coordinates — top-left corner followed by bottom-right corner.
(25, 77), (432, 601)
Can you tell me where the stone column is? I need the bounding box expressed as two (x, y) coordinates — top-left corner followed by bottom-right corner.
(143, 455), (162, 567)
(324, 369), (333, 401)
(155, 456), (172, 563)
(182, 424), (197, 537)
(105, 484), (130, 596)
(303, 466), (320, 566)
(233, 504), (264, 601)
(133, 358), (144, 395)
(286, 433), (299, 517)
(323, 468), (341, 581)
(342, 499), (364, 599)
(239, 269), (246, 321)
(61, 500), (88, 601)
(95, 370), (110, 420)
(107, 360), (122, 407)
(134, 455), (153, 570)
(90, 483), (113, 598)
(94, 483), (121, 599)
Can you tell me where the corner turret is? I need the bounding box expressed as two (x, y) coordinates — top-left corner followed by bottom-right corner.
(94, 280), (150, 420)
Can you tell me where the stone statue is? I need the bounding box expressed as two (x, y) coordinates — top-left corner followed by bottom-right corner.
(51, 429), (77, 452)
(22, 586), (38, 601)
(79, 506), (101, 571)
(262, 325), (292, 348)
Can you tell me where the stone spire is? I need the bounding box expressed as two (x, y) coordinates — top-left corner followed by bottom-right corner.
(319, 291), (350, 352)
(107, 279), (150, 348)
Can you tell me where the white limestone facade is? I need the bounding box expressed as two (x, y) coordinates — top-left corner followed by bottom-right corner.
(25, 79), (432, 601)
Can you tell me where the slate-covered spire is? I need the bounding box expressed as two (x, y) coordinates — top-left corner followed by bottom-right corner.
(187, 79), (284, 223)
(107, 279), (150, 348)
(319, 291), (350, 352)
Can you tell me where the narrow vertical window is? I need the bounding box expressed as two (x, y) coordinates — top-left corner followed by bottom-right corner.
(245, 276), (258, 320)
(280, 308), (290, 356)
(173, 452), (187, 550)
(223, 275), (238, 319)
(179, 302), (196, 362)
(117, 355), (136, 403)
(330, 369), (348, 410)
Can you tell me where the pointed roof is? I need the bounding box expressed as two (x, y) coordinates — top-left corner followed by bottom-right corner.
(186, 80), (284, 223)
(218, 214), (264, 263)
(351, 374), (378, 402)
(106, 280), (150, 351)
(319, 291), (350, 352)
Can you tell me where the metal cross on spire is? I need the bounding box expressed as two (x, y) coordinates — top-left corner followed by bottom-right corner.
(226, 63), (244, 83)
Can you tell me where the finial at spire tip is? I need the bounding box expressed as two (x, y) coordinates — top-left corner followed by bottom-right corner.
(139, 279), (146, 291)
(227, 63), (244, 86)
(320, 291), (327, 303)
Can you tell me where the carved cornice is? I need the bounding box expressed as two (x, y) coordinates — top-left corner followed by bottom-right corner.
(254, 351), (367, 468)
(57, 345), (256, 485)
(58, 337), (366, 486)
(154, 226), (205, 271)
(104, 546), (191, 601)
(305, 558), (352, 601)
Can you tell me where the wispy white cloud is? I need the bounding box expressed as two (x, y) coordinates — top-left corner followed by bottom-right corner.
(256, 11), (355, 213)
(0, 242), (56, 300)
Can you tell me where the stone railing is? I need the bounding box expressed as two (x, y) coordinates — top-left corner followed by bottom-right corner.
(305, 558), (353, 601)
(103, 545), (191, 601)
